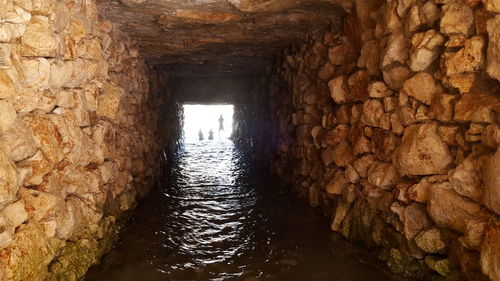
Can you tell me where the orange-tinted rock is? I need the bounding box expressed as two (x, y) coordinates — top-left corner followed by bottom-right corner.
(486, 15), (500, 81)
(483, 148), (500, 215)
(395, 123), (453, 176)
(402, 73), (443, 105)
(454, 93), (500, 123)
(409, 30), (445, 72)
(440, 1), (474, 36)
(428, 182), (482, 233)
(480, 222), (500, 281)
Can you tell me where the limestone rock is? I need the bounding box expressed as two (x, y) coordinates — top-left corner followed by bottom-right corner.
(353, 154), (377, 178)
(326, 170), (348, 195)
(360, 99), (391, 130)
(367, 162), (399, 190)
(409, 30), (445, 72)
(415, 228), (446, 254)
(482, 0), (500, 12)
(430, 94), (457, 122)
(0, 100), (16, 132)
(483, 148), (500, 214)
(394, 123), (453, 176)
(328, 76), (347, 104)
(17, 150), (52, 186)
(481, 124), (500, 148)
(0, 148), (18, 210)
(402, 73), (443, 105)
(428, 182), (482, 233)
(450, 154), (487, 202)
(0, 222), (53, 281)
(406, 1), (440, 33)
(24, 115), (64, 164)
(0, 118), (37, 162)
(347, 70), (369, 102)
(318, 62), (335, 81)
(0, 201), (27, 228)
(440, 1), (474, 36)
(480, 222), (500, 281)
(0, 71), (16, 100)
(486, 16), (500, 81)
(403, 202), (432, 240)
(454, 93), (500, 123)
(357, 40), (380, 76)
(383, 65), (412, 90)
(20, 16), (58, 57)
(368, 81), (393, 98)
(332, 141), (354, 167)
(444, 36), (485, 76)
(381, 33), (408, 68)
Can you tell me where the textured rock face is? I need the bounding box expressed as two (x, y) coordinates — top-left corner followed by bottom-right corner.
(0, 0), (166, 279)
(267, 1), (500, 280)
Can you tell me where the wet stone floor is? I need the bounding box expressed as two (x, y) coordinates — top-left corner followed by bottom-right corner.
(85, 140), (401, 281)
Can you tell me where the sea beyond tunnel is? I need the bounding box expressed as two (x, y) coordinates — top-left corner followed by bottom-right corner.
(0, 0), (499, 281)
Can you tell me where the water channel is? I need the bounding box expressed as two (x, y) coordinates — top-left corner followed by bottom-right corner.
(85, 140), (401, 281)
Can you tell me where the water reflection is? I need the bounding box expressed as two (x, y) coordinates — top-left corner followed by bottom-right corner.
(85, 140), (401, 281)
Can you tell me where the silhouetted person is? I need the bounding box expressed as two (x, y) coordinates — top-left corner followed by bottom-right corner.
(208, 129), (214, 140)
(218, 114), (224, 138)
(198, 129), (204, 141)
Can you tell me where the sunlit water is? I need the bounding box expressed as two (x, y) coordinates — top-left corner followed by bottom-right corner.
(85, 140), (400, 281)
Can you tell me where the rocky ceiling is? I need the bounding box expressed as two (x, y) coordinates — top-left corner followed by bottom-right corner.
(96, 0), (349, 73)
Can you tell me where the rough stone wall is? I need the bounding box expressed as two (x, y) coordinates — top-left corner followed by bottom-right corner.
(269, 1), (500, 280)
(0, 0), (164, 280)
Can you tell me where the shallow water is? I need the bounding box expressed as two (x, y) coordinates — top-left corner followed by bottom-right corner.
(85, 140), (401, 281)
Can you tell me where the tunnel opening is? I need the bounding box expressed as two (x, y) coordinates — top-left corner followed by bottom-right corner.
(182, 104), (234, 142)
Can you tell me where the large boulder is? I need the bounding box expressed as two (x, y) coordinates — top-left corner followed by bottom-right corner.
(394, 123), (453, 176)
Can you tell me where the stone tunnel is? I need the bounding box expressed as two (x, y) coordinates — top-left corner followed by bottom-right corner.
(0, 0), (499, 280)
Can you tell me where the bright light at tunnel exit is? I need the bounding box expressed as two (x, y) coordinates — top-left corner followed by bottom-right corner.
(182, 104), (234, 143)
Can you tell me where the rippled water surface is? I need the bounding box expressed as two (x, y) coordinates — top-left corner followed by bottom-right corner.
(85, 140), (400, 281)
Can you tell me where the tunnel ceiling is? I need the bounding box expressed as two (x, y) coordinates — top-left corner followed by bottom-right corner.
(96, 0), (349, 74)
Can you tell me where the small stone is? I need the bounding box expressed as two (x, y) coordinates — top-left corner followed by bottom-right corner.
(1, 201), (27, 228)
(347, 70), (369, 102)
(394, 123), (453, 176)
(430, 94), (457, 122)
(416, 228), (446, 253)
(0, 148), (19, 210)
(486, 16), (500, 81)
(403, 202), (432, 240)
(483, 148), (500, 215)
(402, 73), (443, 105)
(444, 36), (485, 76)
(0, 71), (15, 100)
(481, 124), (500, 148)
(440, 1), (474, 36)
(383, 65), (412, 90)
(409, 30), (445, 72)
(317, 62), (335, 81)
(368, 162), (400, 190)
(483, 0), (500, 12)
(97, 83), (123, 120)
(368, 81), (393, 98)
(361, 99), (391, 130)
(454, 93), (500, 123)
(428, 182), (482, 233)
(0, 118), (37, 162)
(357, 40), (380, 76)
(328, 76), (347, 104)
(332, 141), (354, 167)
(480, 222), (500, 281)
(345, 164), (360, 183)
(326, 170), (348, 195)
(450, 154), (488, 202)
(0, 101), (16, 132)
(381, 33), (408, 68)
(353, 154), (377, 178)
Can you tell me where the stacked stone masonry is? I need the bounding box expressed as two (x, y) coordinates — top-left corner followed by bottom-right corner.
(269, 0), (500, 280)
(0, 0), (164, 280)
